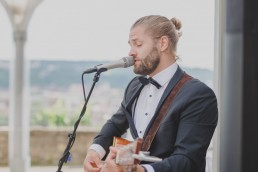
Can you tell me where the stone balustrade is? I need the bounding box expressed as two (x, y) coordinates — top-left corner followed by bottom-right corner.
(0, 127), (99, 166)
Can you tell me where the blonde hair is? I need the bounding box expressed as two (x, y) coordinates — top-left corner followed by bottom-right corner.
(131, 15), (182, 57)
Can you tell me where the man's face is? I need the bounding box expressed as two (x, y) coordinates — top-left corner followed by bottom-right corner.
(128, 26), (160, 76)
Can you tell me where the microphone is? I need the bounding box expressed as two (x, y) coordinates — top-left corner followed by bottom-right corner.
(83, 56), (134, 74)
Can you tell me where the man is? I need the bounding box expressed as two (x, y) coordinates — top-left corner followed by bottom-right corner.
(83, 15), (218, 172)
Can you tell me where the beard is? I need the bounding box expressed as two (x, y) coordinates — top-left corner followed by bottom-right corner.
(133, 47), (160, 76)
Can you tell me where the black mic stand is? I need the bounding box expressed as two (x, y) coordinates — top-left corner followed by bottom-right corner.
(56, 69), (105, 172)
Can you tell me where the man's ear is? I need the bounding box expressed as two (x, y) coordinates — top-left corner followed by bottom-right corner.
(159, 36), (169, 52)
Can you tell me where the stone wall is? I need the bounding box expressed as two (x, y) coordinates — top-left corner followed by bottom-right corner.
(0, 127), (98, 166)
(0, 128), (8, 165)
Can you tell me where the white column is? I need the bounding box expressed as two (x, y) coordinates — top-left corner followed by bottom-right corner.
(0, 1), (42, 172)
(213, 0), (225, 171)
(9, 30), (30, 172)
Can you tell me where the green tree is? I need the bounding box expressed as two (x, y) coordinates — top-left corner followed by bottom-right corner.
(31, 98), (91, 127)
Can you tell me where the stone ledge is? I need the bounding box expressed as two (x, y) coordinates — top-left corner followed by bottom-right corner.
(0, 127), (99, 166)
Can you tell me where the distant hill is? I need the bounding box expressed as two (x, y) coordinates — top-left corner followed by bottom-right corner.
(0, 60), (213, 89)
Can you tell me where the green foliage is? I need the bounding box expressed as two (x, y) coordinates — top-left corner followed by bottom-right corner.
(31, 98), (91, 127)
(70, 104), (91, 126)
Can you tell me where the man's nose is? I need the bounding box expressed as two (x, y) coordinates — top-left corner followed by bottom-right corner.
(128, 48), (136, 57)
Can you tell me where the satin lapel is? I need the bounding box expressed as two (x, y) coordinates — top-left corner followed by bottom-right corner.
(143, 67), (185, 138)
(124, 81), (145, 139)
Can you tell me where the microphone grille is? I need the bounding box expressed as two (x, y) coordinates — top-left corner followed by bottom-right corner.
(123, 56), (134, 68)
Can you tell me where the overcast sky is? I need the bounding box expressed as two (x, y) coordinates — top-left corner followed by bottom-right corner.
(0, 0), (215, 70)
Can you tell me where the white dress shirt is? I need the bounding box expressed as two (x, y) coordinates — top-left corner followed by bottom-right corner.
(133, 63), (178, 138)
(90, 63), (178, 172)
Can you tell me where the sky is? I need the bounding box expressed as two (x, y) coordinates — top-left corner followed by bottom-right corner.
(0, 0), (215, 70)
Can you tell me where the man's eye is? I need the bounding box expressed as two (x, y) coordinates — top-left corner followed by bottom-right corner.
(136, 44), (142, 47)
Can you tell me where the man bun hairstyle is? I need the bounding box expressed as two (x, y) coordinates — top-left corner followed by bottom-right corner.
(170, 17), (182, 37)
(131, 15), (182, 57)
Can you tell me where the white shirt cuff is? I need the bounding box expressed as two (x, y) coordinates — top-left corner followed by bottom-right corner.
(142, 164), (155, 172)
(88, 144), (106, 159)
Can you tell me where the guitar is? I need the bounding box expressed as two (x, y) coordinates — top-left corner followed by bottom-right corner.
(113, 137), (162, 166)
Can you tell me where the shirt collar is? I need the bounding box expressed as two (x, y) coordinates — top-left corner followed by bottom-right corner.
(148, 62), (178, 88)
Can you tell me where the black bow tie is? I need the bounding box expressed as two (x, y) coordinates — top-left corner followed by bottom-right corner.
(138, 76), (161, 89)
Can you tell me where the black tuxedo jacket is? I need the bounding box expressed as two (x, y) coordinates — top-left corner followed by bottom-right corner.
(93, 66), (218, 172)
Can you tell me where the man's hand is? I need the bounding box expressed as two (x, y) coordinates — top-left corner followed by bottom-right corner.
(100, 147), (146, 172)
(100, 146), (123, 172)
(83, 149), (102, 172)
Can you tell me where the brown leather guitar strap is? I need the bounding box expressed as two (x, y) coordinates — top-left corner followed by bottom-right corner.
(141, 72), (192, 151)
